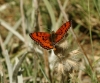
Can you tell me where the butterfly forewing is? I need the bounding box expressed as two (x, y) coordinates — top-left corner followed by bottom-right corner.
(55, 21), (71, 43)
(29, 21), (71, 50)
(29, 32), (53, 49)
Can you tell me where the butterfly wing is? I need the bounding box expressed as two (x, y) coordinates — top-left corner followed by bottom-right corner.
(29, 32), (53, 50)
(55, 21), (71, 43)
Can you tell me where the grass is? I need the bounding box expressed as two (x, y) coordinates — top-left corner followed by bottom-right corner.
(0, 0), (100, 83)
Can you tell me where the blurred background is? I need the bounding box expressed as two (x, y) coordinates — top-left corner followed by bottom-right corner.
(0, 0), (100, 83)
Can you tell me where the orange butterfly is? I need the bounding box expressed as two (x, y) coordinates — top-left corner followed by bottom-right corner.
(29, 21), (71, 50)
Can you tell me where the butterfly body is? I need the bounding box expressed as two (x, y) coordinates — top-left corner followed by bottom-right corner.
(29, 21), (71, 50)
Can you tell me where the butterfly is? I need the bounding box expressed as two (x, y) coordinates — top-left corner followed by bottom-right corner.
(29, 21), (71, 50)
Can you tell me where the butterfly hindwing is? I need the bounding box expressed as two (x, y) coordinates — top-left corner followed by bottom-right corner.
(29, 21), (71, 50)
(29, 32), (53, 49)
(55, 21), (71, 43)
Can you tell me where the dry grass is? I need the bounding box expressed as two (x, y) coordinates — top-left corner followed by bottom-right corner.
(0, 0), (100, 83)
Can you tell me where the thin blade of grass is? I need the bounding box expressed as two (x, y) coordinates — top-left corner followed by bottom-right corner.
(39, 63), (51, 83)
(4, 18), (22, 46)
(54, 0), (69, 31)
(0, 35), (13, 83)
(43, 0), (56, 29)
(13, 52), (28, 81)
(0, 19), (25, 42)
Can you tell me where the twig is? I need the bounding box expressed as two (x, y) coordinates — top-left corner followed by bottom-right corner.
(38, 12), (52, 82)
(43, 49), (52, 83)
(36, 1), (52, 82)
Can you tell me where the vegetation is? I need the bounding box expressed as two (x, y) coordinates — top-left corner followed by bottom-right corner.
(0, 0), (100, 83)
